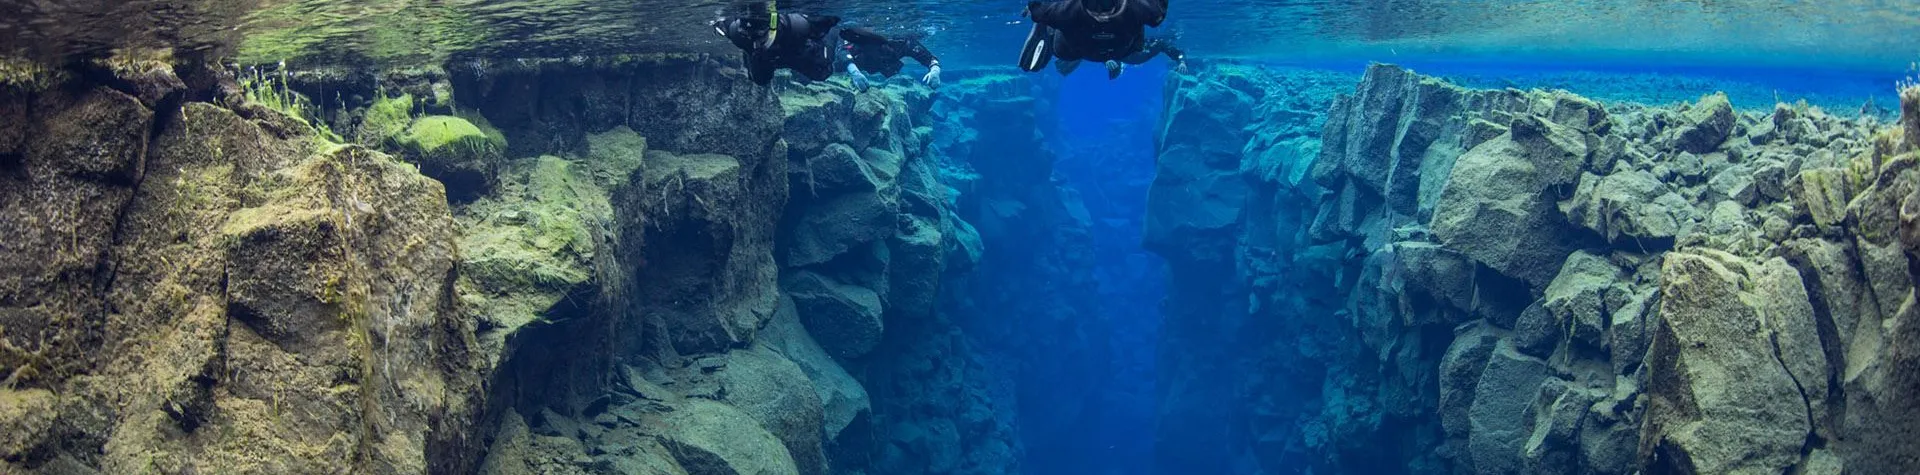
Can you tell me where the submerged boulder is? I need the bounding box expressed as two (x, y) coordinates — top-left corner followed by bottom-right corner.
(630, 150), (781, 355)
(716, 345), (829, 475)
(655, 398), (800, 475)
(1561, 170), (1688, 250)
(1467, 341), (1556, 475)
(400, 115), (508, 201)
(1431, 115), (1592, 288)
(1668, 93), (1735, 154)
(1642, 251), (1815, 475)
(784, 271), (884, 360)
(785, 192), (895, 267)
(1541, 251), (1625, 352)
(760, 296), (871, 444)
(457, 156), (609, 337)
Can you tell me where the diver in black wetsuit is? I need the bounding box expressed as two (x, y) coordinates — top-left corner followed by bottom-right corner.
(838, 27), (943, 91)
(1017, 0), (1170, 79)
(1055, 35), (1186, 76)
(713, 2), (842, 85)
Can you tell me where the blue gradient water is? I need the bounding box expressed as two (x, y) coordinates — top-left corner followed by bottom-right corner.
(1050, 62), (1172, 475)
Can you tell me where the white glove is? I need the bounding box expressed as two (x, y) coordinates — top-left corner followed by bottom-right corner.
(848, 63), (871, 92)
(922, 64), (943, 88)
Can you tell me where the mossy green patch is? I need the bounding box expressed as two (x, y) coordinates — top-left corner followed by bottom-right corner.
(646, 151), (740, 184)
(583, 126), (648, 189)
(402, 115), (505, 162)
(780, 85), (845, 118)
(360, 93), (415, 146)
(456, 155), (613, 333)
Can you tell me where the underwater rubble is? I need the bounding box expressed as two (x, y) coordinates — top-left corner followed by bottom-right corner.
(1149, 63), (1920, 474)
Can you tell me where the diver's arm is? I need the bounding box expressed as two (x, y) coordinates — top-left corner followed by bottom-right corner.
(1155, 38), (1184, 63)
(1138, 0), (1167, 27)
(903, 40), (942, 87)
(904, 40), (939, 68)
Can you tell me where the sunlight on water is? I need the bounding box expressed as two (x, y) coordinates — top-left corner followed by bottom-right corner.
(3, 0), (1915, 71)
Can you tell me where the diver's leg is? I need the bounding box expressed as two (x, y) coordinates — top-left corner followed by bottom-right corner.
(1018, 23), (1055, 72)
(1055, 59), (1081, 76)
(749, 58), (777, 85)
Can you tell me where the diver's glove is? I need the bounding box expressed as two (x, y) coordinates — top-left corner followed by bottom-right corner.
(1105, 60), (1122, 80)
(848, 63), (871, 92)
(1175, 60), (1190, 74)
(922, 62), (942, 88)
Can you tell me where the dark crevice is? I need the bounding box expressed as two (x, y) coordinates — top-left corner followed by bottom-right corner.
(68, 57), (144, 102)
(0, 152), (23, 178)
(1785, 252), (1849, 432)
(94, 86), (182, 323)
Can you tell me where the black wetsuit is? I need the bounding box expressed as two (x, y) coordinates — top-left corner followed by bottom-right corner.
(1019, 0), (1168, 71)
(720, 13), (842, 85)
(839, 27), (939, 77)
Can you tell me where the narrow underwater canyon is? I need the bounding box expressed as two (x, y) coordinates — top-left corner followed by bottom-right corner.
(0, 52), (1917, 475)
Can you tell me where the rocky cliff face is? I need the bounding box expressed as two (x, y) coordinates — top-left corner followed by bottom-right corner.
(0, 53), (1002, 475)
(1150, 62), (1920, 474)
(0, 53), (490, 474)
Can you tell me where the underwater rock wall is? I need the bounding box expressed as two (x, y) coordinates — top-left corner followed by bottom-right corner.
(443, 62), (1011, 475)
(774, 73), (1022, 475)
(0, 55), (491, 474)
(0, 54), (1010, 475)
(1145, 65), (1368, 474)
(1152, 62), (1920, 474)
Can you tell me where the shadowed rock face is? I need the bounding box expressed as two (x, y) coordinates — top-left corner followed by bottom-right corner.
(1151, 63), (1920, 475)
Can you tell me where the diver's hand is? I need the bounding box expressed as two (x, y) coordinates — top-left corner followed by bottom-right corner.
(848, 64), (871, 92)
(922, 64), (942, 88)
(1175, 61), (1189, 74)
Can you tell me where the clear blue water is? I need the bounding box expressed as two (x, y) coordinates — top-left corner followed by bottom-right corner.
(6, 1), (1916, 474)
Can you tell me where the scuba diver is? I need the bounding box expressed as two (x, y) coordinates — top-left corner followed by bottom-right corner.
(713, 2), (842, 86)
(1018, 0), (1170, 80)
(1054, 35), (1187, 77)
(838, 27), (943, 91)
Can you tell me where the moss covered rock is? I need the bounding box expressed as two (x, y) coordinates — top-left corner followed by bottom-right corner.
(583, 125), (648, 189)
(400, 114), (507, 201)
(457, 155), (611, 337)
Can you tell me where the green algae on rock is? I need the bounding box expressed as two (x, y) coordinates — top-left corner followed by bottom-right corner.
(398, 114), (507, 202)
(456, 155), (611, 339)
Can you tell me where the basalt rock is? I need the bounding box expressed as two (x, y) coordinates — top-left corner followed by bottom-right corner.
(1642, 251), (1817, 474)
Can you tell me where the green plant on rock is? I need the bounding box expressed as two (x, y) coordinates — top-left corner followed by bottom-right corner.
(0, 56), (61, 92)
(239, 63), (344, 142)
(360, 92), (415, 146)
